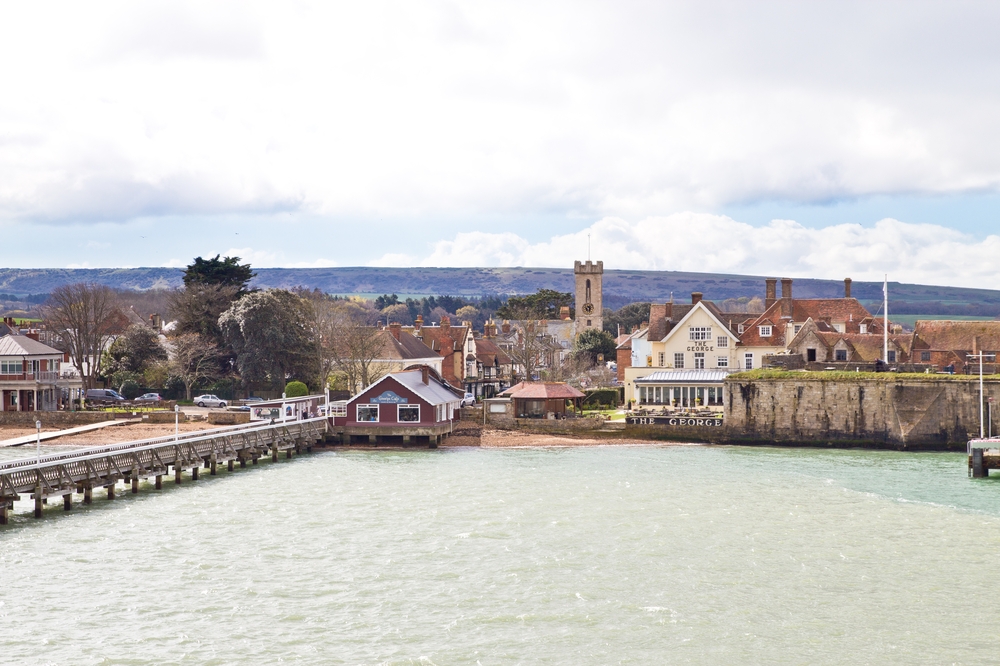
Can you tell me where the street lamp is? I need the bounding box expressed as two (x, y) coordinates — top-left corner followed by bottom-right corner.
(174, 404), (180, 441)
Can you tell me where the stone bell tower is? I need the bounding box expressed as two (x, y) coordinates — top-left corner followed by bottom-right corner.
(574, 260), (603, 335)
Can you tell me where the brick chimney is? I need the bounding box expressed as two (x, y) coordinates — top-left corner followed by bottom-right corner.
(502, 320), (511, 334)
(780, 278), (793, 318)
(440, 315), (450, 329)
(414, 314), (423, 331)
(559, 306), (571, 320)
(691, 292), (702, 305)
(844, 277), (852, 298)
(421, 366), (429, 384)
(388, 322), (401, 340)
(765, 278), (778, 310)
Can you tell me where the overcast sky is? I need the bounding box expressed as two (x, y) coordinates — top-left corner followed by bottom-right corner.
(3, 1), (1000, 287)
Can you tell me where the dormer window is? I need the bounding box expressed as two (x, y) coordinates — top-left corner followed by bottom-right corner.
(860, 324), (868, 334)
(738, 324), (745, 334)
(759, 325), (772, 337)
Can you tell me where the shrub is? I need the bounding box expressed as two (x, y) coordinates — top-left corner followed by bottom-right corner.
(583, 388), (618, 407)
(284, 380), (309, 398)
(119, 379), (143, 400)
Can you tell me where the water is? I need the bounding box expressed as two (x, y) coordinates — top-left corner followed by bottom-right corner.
(2, 444), (999, 664)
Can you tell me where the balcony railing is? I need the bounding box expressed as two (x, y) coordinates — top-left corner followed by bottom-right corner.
(0, 371), (64, 383)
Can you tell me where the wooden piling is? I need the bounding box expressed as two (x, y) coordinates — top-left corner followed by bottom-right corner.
(84, 485), (92, 504)
(155, 475), (162, 490)
(192, 466), (199, 481)
(63, 494), (72, 511)
(34, 491), (42, 519)
(132, 476), (139, 494)
(973, 448), (986, 478)
(210, 456), (217, 476)
(107, 484), (115, 500)
(0, 503), (8, 525)
(175, 466), (182, 484)
(240, 457), (247, 468)
(227, 460), (234, 472)
(272, 447), (278, 462)
(286, 449), (293, 459)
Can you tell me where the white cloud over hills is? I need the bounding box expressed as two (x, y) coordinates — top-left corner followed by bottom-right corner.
(369, 214), (1000, 289)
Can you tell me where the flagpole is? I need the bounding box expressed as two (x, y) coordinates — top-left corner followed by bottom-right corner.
(883, 274), (888, 365)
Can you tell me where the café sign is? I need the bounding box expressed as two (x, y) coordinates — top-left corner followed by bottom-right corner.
(371, 391), (408, 404)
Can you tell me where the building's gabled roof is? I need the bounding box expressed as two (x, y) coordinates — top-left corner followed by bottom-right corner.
(356, 369), (462, 406)
(616, 327), (648, 350)
(912, 320), (1000, 353)
(0, 334), (63, 356)
(658, 301), (741, 345)
(379, 330), (440, 361)
(404, 319), (469, 357)
(473, 337), (511, 366)
(741, 297), (875, 347)
(500, 381), (585, 399)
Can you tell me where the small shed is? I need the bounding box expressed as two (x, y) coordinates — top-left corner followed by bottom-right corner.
(500, 381), (585, 418)
(340, 367), (463, 446)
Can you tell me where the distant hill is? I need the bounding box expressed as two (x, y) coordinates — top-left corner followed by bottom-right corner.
(0, 266), (998, 317)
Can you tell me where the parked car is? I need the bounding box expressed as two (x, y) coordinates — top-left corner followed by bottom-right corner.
(193, 394), (227, 408)
(85, 389), (125, 404)
(243, 397), (265, 403)
(461, 393), (476, 407)
(134, 393), (163, 403)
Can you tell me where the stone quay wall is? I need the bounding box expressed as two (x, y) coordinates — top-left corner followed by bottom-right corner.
(724, 376), (999, 450)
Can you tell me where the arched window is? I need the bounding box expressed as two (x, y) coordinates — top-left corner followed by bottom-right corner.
(585, 279), (591, 302)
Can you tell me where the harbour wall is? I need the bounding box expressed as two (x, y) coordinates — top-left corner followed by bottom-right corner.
(723, 377), (1000, 450)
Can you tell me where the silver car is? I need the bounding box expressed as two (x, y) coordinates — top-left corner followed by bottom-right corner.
(194, 394), (227, 408)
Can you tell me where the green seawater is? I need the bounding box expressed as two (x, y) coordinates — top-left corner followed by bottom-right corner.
(1, 445), (999, 664)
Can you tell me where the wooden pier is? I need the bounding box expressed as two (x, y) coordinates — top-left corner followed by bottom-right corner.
(0, 416), (328, 523)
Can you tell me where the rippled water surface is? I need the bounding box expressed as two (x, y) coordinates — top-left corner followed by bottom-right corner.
(2, 444), (1000, 664)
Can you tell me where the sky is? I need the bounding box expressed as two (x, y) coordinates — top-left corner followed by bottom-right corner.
(3, 1), (1000, 288)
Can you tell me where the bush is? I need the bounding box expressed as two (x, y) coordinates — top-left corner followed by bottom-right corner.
(583, 388), (618, 407)
(284, 380), (309, 398)
(162, 375), (186, 400)
(119, 379), (143, 400)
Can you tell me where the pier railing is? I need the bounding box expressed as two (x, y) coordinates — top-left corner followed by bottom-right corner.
(0, 416), (329, 523)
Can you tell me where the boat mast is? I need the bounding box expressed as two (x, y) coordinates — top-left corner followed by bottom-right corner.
(883, 274), (888, 365)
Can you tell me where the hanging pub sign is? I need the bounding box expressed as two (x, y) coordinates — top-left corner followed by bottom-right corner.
(370, 391), (408, 404)
(626, 415), (724, 427)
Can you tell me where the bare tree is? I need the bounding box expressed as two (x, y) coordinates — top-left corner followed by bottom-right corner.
(170, 333), (222, 400)
(45, 283), (122, 390)
(499, 318), (550, 384)
(304, 296), (389, 393)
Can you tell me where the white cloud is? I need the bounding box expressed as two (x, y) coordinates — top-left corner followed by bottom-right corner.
(4, 2), (1000, 224)
(386, 214), (1000, 289)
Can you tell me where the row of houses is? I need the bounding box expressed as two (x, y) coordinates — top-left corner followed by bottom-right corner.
(618, 277), (1000, 409)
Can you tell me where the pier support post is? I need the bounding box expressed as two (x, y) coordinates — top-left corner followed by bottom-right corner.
(192, 466), (199, 481)
(0, 503), (8, 525)
(175, 466), (182, 484)
(210, 456), (217, 476)
(240, 457), (246, 468)
(286, 448), (293, 459)
(228, 459), (234, 472)
(252, 454), (259, 465)
(34, 491), (42, 519)
(973, 448), (987, 477)
(204, 457), (210, 470)
(63, 494), (72, 511)
(84, 485), (92, 504)
(155, 475), (162, 490)
(132, 476), (139, 494)
(272, 447), (278, 462)
(107, 484), (115, 500)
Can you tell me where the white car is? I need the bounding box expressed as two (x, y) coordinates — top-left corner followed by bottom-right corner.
(461, 393), (476, 407)
(194, 394), (227, 408)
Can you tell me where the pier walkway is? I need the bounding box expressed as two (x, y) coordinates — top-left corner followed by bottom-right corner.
(0, 416), (328, 523)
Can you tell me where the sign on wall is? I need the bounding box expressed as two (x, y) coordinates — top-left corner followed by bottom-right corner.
(626, 416), (723, 427)
(370, 391), (408, 404)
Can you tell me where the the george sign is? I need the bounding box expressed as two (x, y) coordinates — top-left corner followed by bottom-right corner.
(626, 416), (724, 427)
(370, 391), (408, 404)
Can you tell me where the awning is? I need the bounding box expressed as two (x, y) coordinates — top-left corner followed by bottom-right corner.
(634, 370), (732, 384)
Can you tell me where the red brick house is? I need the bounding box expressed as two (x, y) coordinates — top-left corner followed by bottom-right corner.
(909, 320), (1000, 373)
(402, 315), (470, 389)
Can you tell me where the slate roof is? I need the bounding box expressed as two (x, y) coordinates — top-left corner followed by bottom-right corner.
(500, 381), (585, 399)
(378, 330), (439, 361)
(0, 335), (63, 356)
(391, 369), (464, 404)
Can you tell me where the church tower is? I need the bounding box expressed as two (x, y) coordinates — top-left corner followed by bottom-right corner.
(574, 260), (603, 335)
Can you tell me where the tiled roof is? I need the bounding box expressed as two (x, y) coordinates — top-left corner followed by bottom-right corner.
(501, 381), (585, 399)
(473, 337), (511, 366)
(912, 320), (1000, 353)
(0, 335), (63, 356)
(405, 323), (469, 357)
(379, 330), (439, 361)
(740, 298), (874, 347)
(634, 370), (733, 383)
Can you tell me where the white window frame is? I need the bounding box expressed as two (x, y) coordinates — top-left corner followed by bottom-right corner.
(674, 352), (685, 369)
(717, 356), (728, 368)
(397, 404), (420, 423)
(860, 324), (868, 334)
(694, 352), (705, 369)
(744, 353), (753, 370)
(717, 336), (728, 348)
(658, 352), (665, 367)
(738, 324), (745, 334)
(689, 326), (712, 341)
(759, 325), (772, 337)
(356, 404), (379, 422)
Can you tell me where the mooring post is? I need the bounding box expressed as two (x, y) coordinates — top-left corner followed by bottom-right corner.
(83, 485), (92, 504)
(155, 474), (162, 490)
(973, 448), (986, 478)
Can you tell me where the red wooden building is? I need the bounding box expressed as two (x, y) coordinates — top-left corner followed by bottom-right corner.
(336, 367), (462, 446)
